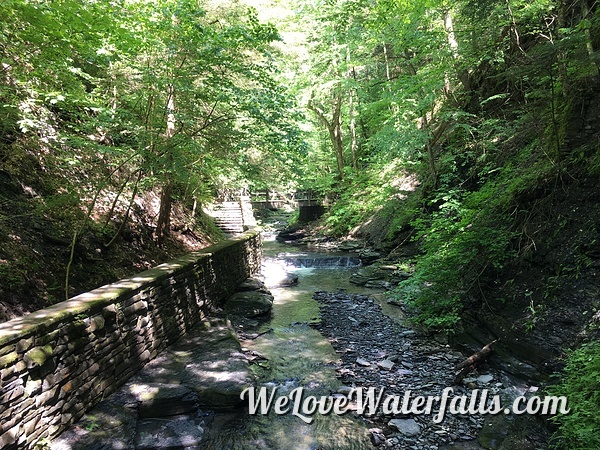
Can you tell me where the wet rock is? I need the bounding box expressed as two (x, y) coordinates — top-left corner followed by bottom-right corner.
(365, 280), (392, 289)
(358, 249), (382, 265)
(388, 418), (421, 436)
(276, 227), (306, 242)
(131, 383), (199, 418)
(236, 277), (269, 293)
(278, 273), (299, 287)
(225, 291), (274, 317)
(350, 264), (407, 288)
(339, 241), (363, 251)
(477, 374), (494, 384)
(135, 415), (206, 450)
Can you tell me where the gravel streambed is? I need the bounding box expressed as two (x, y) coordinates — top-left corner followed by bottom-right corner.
(312, 291), (516, 450)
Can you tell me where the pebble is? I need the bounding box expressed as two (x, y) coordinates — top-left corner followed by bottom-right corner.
(477, 374), (494, 384)
(377, 360), (395, 370)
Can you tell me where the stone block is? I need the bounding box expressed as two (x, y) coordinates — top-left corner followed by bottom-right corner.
(86, 314), (106, 333)
(61, 320), (88, 339)
(35, 386), (59, 408)
(15, 337), (34, 354)
(25, 378), (42, 397)
(37, 330), (59, 346)
(1, 383), (24, 405)
(0, 424), (19, 447)
(0, 351), (18, 370)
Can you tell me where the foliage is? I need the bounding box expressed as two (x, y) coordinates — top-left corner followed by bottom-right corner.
(390, 180), (518, 329)
(0, 0), (308, 232)
(548, 342), (600, 449)
(290, 0), (600, 337)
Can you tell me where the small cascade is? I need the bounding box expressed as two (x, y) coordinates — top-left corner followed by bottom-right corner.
(283, 256), (362, 269)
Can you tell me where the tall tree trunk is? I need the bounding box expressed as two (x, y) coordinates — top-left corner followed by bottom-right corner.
(331, 93), (344, 179)
(444, 9), (471, 94)
(156, 182), (173, 244)
(308, 91), (345, 180)
(349, 89), (358, 170)
(156, 85), (176, 245)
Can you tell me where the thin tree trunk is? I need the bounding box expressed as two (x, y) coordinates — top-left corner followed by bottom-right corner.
(156, 85), (176, 245)
(349, 89), (358, 170)
(331, 93), (344, 179)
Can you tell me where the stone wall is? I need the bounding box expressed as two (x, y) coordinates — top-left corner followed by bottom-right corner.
(0, 230), (262, 449)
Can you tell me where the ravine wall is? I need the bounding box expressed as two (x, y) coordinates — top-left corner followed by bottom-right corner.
(0, 229), (262, 449)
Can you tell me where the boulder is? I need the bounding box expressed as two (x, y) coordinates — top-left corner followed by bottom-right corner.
(225, 291), (274, 318)
(236, 277), (269, 293)
(277, 273), (299, 287)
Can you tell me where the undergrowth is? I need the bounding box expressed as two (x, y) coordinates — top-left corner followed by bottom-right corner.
(548, 341), (600, 449)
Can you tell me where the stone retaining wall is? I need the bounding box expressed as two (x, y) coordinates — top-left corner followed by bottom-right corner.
(0, 230), (262, 449)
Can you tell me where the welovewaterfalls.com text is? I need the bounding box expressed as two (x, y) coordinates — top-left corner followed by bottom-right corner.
(240, 386), (570, 424)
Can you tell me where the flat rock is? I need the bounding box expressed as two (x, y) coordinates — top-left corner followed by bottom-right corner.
(130, 383), (199, 418)
(377, 359), (395, 370)
(388, 418), (421, 436)
(356, 358), (371, 367)
(365, 280), (392, 289)
(135, 415), (206, 449)
(119, 318), (254, 411)
(477, 374), (494, 384)
(225, 291), (274, 317)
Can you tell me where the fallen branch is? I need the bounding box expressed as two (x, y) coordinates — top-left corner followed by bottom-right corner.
(244, 328), (273, 340)
(453, 339), (498, 384)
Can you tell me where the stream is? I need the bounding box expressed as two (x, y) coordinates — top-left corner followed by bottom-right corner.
(200, 236), (379, 449)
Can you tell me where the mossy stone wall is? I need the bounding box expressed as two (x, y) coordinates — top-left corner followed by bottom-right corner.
(0, 230), (261, 449)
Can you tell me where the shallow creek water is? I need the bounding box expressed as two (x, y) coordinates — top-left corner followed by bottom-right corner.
(200, 237), (382, 450)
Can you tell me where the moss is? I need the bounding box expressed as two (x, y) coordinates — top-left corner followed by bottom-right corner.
(24, 345), (53, 369)
(0, 351), (19, 369)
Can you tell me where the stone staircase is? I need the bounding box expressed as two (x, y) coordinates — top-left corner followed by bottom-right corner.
(208, 196), (256, 235)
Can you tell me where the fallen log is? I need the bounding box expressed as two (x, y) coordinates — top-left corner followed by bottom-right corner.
(453, 339), (498, 384)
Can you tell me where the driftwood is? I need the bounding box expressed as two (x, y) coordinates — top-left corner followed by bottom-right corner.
(453, 339), (498, 384)
(244, 328), (273, 340)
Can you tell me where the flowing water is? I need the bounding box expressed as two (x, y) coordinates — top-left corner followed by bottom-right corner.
(201, 237), (380, 450)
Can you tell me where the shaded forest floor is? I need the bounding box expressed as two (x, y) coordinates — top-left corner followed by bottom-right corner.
(0, 169), (222, 323)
